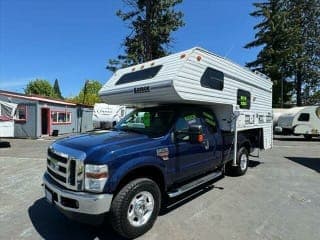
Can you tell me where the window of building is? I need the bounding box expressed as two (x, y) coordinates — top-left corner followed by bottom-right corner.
(15, 105), (27, 121)
(116, 65), (162, 85)
(298, 113), (310, 122)
(200, 68), (224, 90)
(237, 89), (251, 109)
(316, 107), (320, 119)
(51, 111), (71, 124)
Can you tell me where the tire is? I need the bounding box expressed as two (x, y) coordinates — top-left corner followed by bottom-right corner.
(227, 147), (249, 176)
(303, 134), (312, 140)
(109, 178), (161, 239)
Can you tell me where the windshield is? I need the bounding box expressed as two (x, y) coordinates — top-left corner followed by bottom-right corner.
(115, 107), (175, 137)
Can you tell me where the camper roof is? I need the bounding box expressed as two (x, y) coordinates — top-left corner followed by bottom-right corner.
(99, 47), (272, 108)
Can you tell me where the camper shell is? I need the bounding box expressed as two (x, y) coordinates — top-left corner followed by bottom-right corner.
(276, 106), (320, 139)
(100, 47), (273, 148)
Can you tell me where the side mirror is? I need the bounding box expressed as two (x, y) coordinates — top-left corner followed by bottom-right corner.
(189, 124), (204, 144)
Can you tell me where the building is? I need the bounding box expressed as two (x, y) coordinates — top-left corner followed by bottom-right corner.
(0, 90), (94, 138)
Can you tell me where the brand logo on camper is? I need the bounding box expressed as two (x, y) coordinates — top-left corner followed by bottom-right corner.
(134, 86), (150, 94)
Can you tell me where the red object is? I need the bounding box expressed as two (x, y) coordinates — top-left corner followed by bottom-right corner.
(0, 115), (12, 121)
(197, 134), (204, 143)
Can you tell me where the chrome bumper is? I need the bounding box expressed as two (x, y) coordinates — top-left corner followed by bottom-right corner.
(43, 173), (113, 215)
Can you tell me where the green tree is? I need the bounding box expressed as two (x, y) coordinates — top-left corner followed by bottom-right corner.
(244, 0), (293, 107)
(71, 80), (102, 105)
(107, 0), (185, 72)
(53, 79), (63, 99)
(245, 0), (320, 107)
(25, 79), (55, 97)
(286, 0), (320, 106)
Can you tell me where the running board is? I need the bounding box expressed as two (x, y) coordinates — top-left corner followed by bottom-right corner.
(168, 171), (222, 198)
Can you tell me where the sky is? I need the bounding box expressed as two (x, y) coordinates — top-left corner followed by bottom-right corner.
(0, 0), (262, 97)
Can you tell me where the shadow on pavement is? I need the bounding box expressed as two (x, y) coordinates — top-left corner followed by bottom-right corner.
(285, 157), (320, 173)
(28, 198), (125, 240)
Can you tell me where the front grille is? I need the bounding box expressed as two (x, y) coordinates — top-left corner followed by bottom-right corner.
(47, 148), (84, 191)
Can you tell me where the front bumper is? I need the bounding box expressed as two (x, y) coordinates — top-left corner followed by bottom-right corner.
(43, 173), (113, 223)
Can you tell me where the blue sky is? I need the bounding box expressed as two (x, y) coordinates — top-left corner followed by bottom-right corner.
(0, 0), (262, 97)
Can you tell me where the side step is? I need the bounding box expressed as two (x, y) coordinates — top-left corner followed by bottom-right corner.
(167, 171), (222, 198)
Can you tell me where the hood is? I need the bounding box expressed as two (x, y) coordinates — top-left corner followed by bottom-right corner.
(55, 130), (155, 157)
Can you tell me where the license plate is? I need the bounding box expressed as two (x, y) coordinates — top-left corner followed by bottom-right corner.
(45, 189), (53, 204)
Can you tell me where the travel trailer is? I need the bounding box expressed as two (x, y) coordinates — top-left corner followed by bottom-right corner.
(92, 103), (133, 129)
(43, 47), (272, 238)
(275, 106), (320, 139)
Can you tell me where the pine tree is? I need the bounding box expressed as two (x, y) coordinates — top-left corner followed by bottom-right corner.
(244, 0), (293, 107)
(245, 0), (320, 106)
(107, 0), (184, 72)
(53, 79), (63, 99)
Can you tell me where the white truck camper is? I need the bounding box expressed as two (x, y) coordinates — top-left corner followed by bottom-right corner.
(275, 106), (320, 140)
(100, 47), (273, 159)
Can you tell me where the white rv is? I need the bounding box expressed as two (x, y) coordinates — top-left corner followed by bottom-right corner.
(92, 103), (133, 129)
(275, 106), (320, 139)
(100, 47), (273, 150)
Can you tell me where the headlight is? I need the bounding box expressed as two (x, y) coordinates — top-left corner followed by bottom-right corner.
(84, 164), (108, 193)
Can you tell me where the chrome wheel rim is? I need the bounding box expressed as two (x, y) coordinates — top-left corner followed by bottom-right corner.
(240, 154), (248, 171)
(127, 191), (155, 227)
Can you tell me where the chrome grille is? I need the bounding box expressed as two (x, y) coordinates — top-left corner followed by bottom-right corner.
(47, 148), (84, 191)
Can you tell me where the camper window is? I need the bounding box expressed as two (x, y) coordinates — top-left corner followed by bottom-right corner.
(298, 113), (310, 122)
(237, 89), (251, 109)
(116, 65), (162, 85)
(316, 107), (320, 119)
(200, 68), (224, 90)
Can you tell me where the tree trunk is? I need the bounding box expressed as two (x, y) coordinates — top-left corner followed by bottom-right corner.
(296, 71), (302, 106)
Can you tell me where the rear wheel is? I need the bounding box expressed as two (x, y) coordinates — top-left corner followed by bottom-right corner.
(227, 147), (249, 176)
(109, 178), (161, 239)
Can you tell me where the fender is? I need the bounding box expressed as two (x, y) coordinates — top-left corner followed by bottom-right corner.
(105, 156), (167, 193)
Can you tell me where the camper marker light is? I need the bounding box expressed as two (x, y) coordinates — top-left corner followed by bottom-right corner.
(132, 67), (135, 71)
(197, 55), (202, 61)
(150, 62), (155, 66)
(180, 53), (186, 59)
(84, 164), (108, 192)
(141, 65), (145, 69)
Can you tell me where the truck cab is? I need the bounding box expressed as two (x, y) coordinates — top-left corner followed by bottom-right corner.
(43, 104), (250, 238)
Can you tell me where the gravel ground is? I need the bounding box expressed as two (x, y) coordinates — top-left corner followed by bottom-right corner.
(0, 135), (319, 240)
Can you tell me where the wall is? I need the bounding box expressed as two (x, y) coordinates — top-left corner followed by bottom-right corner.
(0, 95), (37, 138)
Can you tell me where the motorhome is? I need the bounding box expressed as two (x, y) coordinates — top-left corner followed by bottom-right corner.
(275, 106), (320, 139)
(43, 47), (272, 238)
(92, 103), (133, 129)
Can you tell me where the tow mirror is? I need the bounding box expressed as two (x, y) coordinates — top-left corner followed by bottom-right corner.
(189, 124), (203, 144)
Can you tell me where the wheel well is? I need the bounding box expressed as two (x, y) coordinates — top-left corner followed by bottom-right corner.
(239, 128), (264, 150)
(114, 166), (166, 195)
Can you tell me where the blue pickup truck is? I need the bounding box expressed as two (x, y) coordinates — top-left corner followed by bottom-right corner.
(43, 104), (256, 238)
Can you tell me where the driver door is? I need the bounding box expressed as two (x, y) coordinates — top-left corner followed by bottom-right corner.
(174, 110), (216, 182)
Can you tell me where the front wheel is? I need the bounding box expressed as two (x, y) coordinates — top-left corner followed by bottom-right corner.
(227, 147), (249, 176)
(109, 178), (161, 239)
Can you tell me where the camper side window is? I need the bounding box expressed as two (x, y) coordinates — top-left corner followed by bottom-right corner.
(298, 113), (310, 122)
(200, 68), (224, 90)
(237, 89), (251, 109)
(316, 107), (320, 119)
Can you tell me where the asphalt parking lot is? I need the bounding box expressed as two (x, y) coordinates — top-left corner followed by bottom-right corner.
(0, 135), (319, 240)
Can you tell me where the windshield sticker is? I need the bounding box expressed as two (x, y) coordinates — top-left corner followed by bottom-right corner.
(184, 114), (196, 122)
(205, 118), (216, 127)
(203, 112), (213, 120)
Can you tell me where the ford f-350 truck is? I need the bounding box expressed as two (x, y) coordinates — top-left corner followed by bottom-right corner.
(43, 47), (272, 238)
(44, 105), (255, 238)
